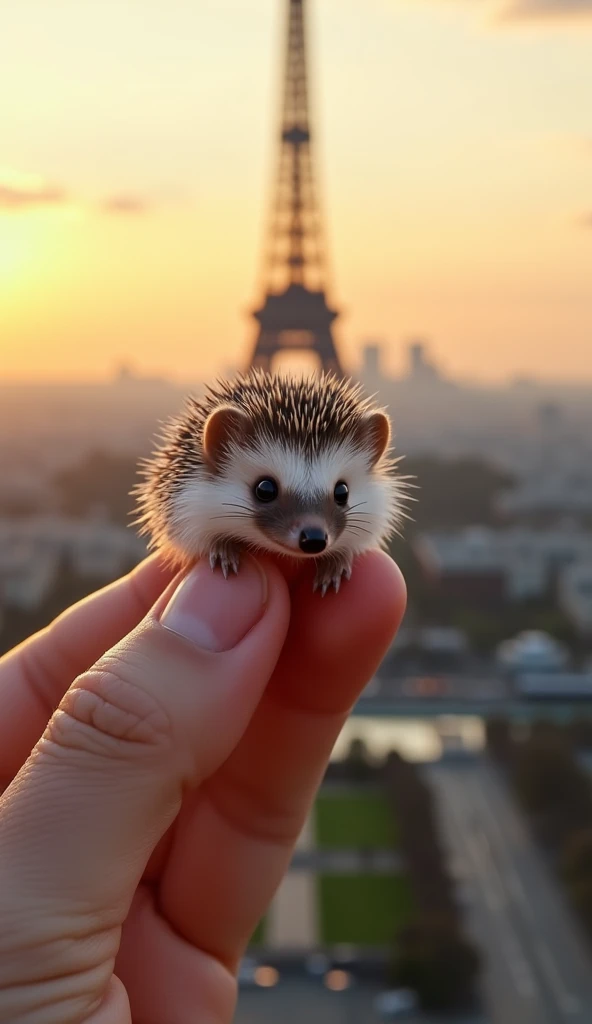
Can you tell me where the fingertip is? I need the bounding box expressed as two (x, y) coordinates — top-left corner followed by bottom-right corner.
(319, 549), (406, 653)
(343, 549), (407, 624)
(274, 550), (407, 713)
(295, 548), (406, 630)
(148, 551), (291, 649)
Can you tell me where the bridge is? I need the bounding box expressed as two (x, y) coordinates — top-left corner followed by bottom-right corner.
(351, 697), (592, 722)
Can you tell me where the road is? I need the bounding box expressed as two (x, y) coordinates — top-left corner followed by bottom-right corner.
(236, 980), (385, 1024)
(428, 760), (592, 1024)
(235, 978), (484, 1024)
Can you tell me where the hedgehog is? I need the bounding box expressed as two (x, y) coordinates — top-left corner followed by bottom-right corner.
(133, 370), (407, 595)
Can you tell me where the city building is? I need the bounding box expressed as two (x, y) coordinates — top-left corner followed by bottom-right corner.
(497, 468), (592, 519)
(0, 545), (59, 612)
(0, 514), (147, 614)
(406, 340), (442, 384)
(358, 342), (385, 395)
(415, 524), (592, 603)
(496, 630), (570, 675)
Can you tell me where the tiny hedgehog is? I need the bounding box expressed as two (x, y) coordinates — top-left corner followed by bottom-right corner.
(133, 370), (406, 595)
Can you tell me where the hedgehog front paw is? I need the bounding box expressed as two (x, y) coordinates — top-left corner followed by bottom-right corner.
(313, 554), (353, 597)
(208, 540), (242, 579)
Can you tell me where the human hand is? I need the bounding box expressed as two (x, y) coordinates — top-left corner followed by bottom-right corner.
(0, 551), (406, 1024)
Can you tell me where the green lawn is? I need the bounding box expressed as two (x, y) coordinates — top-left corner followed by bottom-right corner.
(315, 789), (397, 849)
(319, 873), (414, 945)
(249, 917), (266, 947)
(248, 789), (405, 949)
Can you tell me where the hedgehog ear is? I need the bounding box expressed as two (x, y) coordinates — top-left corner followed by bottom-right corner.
(203, 404), (252, 469)
(359, 410), (391, 466)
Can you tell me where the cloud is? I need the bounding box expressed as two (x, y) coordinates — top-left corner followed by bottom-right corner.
(101, 195), (150, 215)
(495, 0), (592, 22)
(0, 176), (68, 212)
(0, 171), (154, 218)
(400, 0), (592, 23)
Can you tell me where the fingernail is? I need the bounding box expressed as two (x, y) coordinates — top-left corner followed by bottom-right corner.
(160, 556), (268, 652)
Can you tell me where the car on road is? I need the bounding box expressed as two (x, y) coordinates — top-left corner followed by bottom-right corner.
(373, 988), (419, 1018)
(304, 952), (331, 977)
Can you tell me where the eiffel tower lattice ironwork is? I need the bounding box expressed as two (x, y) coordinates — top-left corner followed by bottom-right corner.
(247, 0), (343, 376)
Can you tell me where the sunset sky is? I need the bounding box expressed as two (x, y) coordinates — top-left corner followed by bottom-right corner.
(1, 0), (591, 383)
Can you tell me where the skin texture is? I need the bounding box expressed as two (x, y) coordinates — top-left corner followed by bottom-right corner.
(0, 550), (406, 1024)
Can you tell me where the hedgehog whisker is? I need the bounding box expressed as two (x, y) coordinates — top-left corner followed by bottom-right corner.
(346, 501), (368, 512)
(209, 514), (253, 521)
(221, 502), (253, 512)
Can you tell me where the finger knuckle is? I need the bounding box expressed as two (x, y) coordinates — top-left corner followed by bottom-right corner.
(0, 922), (117, 1024)
(43, 661), (174, 763)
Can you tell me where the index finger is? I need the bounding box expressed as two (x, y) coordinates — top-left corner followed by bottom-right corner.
(0, 555), (175, 780)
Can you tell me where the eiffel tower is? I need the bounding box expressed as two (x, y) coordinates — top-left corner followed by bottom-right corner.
(247, 0), (343, 376)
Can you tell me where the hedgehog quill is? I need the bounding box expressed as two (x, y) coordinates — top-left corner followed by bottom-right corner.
(134, 371), (408, 595)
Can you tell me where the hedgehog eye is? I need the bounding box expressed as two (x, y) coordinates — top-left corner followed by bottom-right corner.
(254, 478), (279, 503)
(334, 481), (349, 506)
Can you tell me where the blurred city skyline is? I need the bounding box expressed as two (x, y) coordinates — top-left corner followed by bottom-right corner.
(1, 0), (592, 383)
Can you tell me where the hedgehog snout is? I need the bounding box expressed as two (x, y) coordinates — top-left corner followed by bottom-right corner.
(284, 514), (331, 555)
(299, 526), (328, 555)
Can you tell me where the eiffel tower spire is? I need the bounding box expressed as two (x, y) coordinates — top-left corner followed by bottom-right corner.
(247, 0), (343, 376)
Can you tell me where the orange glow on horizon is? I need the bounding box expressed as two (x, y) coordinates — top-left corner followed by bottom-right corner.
(1, 0), (592, 383)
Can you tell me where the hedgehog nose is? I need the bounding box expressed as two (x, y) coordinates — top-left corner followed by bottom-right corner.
(299, 527), (328, 555)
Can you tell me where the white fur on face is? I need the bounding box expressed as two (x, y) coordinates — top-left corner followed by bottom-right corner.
(166, 437), (402, 561)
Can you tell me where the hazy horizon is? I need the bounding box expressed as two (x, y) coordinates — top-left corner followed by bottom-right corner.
(2, 0), (592, 384)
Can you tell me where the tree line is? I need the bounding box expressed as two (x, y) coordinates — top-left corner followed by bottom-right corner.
(487, 716), (592, 944)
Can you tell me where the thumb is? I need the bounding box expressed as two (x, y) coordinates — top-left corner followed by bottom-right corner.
(0, 557), (289, 984)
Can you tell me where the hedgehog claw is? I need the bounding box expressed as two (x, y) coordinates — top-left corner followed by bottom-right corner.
(314, 556), (354, 596)
(209, 542), (241, 579)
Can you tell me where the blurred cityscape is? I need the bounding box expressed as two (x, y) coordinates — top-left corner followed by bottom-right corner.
(3, 0), (592, 1021)
(3, 340), (592, 1022)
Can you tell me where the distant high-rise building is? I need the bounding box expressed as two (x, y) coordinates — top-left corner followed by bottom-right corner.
(361, 342), (382, 379)
(407, 340), (440, 383)
(115, 361), (134, 383)
(246, 0), (343, 376)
